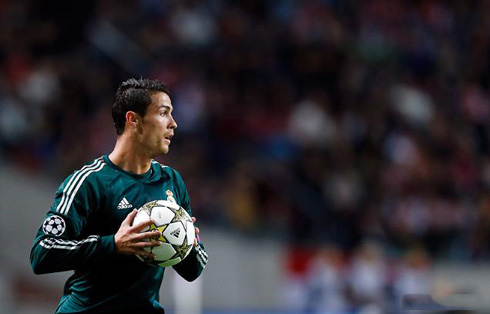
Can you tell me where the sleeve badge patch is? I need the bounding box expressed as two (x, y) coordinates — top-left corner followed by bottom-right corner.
(42, 215), (66, 236)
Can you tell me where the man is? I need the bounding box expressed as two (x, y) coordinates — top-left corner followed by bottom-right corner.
(30, 78), (208, 314)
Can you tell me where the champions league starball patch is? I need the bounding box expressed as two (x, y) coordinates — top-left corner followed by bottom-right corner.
(42, 215), (66, 236)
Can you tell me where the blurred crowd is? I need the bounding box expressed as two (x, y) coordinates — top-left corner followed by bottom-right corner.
(2, 0), (490, 266)
(282, 242), (435, 314)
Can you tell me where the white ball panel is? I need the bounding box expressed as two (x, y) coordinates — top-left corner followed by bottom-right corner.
(183, 209), (192, 221)
(186, 221), (195, 246)
(153, 242), (177, 261)
(163, 222), (186, 245)
(156, 200), (180, 210)
(158, 257), (181, 267)
(150, 206), (175, 226)
(133, 210), (150, 232)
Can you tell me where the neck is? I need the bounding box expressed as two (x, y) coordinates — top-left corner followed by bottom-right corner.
(108, 135), (152, 174)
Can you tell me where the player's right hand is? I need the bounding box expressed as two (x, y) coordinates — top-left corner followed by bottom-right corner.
(114, 209), (162, 259)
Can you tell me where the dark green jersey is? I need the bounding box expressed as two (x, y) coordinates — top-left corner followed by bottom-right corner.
(30, 155), (208, 314)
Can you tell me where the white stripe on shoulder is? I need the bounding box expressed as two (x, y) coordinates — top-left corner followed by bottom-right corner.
(59, 161), (106, 215)
(56, 159), (102, 213)
(58, 159), (102, 210)
(56, 158), (103, 213)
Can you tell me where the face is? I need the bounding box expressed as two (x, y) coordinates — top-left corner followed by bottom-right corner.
(135, 92), (177, 157)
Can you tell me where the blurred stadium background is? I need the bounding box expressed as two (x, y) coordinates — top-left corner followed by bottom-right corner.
(2, 0), (490, 313)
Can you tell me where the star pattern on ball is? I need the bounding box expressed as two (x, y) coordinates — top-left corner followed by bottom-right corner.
(181, 220), (188, 233)
(174, 239), (191, 260)
(143, 201), (159, 213)
(171, 207), (188, 223)
(152, 224), (168, 242)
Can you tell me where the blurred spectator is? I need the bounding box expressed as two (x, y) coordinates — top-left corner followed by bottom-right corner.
(348, 241), (387, 313)
(305, 245), (348, 313)
(394, 247), (432, 302)
(288, 90), (336, 149)
(280, 245), (316, 312)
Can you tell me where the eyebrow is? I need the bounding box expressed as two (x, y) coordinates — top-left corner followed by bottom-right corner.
(159, 105), (172, 111)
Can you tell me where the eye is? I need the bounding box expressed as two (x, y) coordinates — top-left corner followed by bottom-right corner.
(160, 111), (168, 117)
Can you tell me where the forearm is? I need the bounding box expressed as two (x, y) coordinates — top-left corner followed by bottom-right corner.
(30, 234), (115, 274)
(173, 242), (208, 282)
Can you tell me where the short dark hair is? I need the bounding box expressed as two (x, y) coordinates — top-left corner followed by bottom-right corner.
(112, 78), (170, 135)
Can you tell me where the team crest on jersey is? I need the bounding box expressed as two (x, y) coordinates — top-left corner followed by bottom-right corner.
(42, 215), (66, 236)
(166, 190), (176, 203)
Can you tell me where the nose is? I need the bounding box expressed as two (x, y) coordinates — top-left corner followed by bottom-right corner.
(169, 114), (177, 129)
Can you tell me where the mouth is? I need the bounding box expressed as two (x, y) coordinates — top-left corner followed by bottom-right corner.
(164, 134), (173, 144)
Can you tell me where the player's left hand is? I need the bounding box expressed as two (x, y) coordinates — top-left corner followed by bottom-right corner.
(191, 217), (200, 247)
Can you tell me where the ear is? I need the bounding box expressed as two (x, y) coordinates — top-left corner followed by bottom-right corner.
(125, 111), (139, 128)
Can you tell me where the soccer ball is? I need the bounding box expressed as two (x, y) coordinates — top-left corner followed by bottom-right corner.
(133, 200), (195, 267)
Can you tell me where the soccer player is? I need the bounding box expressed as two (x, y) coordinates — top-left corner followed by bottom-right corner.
(30, 78), (208, 314)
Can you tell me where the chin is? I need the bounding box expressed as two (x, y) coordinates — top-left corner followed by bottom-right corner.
(150, 146), (169, 158)
(161, 146), (170, 155)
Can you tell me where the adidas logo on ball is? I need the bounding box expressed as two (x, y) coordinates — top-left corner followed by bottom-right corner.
(170, 229), (180, 238)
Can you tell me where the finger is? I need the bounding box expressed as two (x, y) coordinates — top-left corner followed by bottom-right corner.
(133, 240), (162, 248)
(195, 226), (200, 236)
(131, 218), (155, 231)
(136, 249), (155, 259)
(191, 217), (196, 223)
(133, 230), (161, 241)
(124, 209), (138, 226)
(194, 238), (198, 247)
